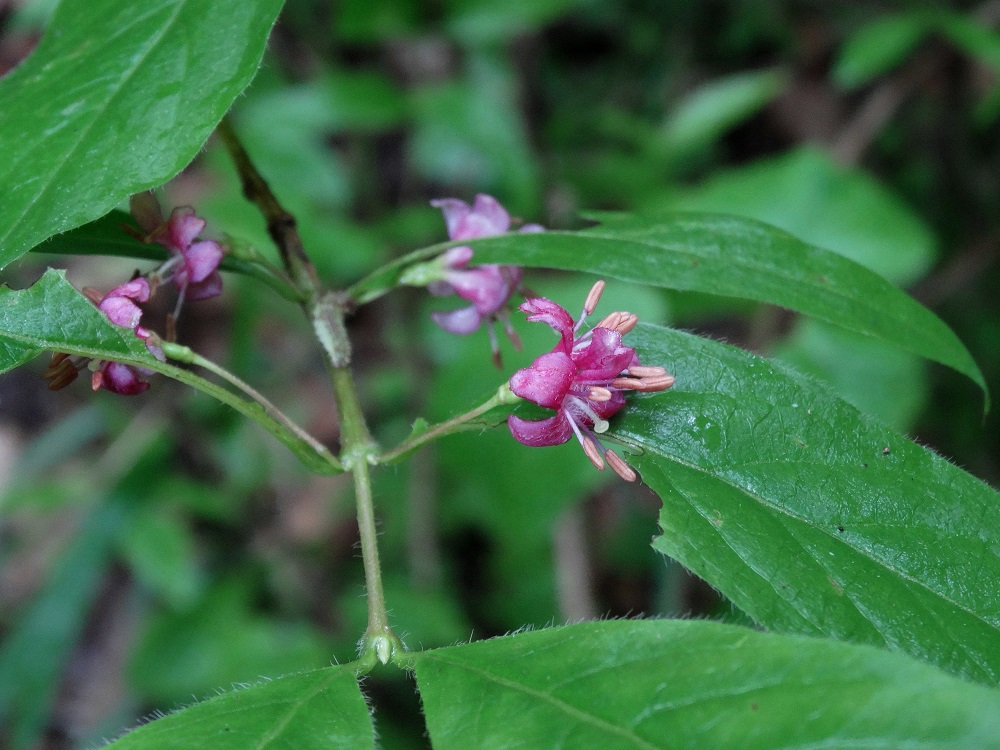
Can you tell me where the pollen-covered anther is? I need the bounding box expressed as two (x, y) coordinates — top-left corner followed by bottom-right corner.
(588, 386), (614, 402)
(581, 436), (606, 471)
(626, 365), (667, 377)
(595, 311), (623, 330)
(605, 450), (637, 482)
(583, 280), (606, 315)
(614, 313), (639, 334)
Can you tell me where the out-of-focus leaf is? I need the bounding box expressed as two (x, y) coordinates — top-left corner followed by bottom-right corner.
(415, 620), (1000, 749)
(941, 14), (1000, 72)
(611, 323), (1000, 685)
(658, 69), (787, 160)
(646, 147), (935, 285)
(444, 0), (589, 44)
(833, 12), (933, 89)
(107, 667), (373, 750)
(0, 502), (124, 749)
(129, 578), (330, 708)
(335, 0), (421, 42)
(0, 0), (284, 267)
(118, 510), (202, 608)
(0, 270), (340, 474)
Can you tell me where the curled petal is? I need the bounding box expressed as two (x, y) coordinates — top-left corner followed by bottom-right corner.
(510, 351), (575, 409)
(186, 272), (223, 301)
(508, 412), (572, 447)
(165, 207), (205, 251)
(430, 198), (472, 240)
(98, 295), (143, 329)
(441, 245), (474, 269)
(446, 267), (513, 315)
(94, 362), (150, 395)
(575, 327), (638, 380)
(431, 306), (483, 334)
(519, 297), (575, 351)
(466, 194), (510, 237)
(182, 240), (224, 284)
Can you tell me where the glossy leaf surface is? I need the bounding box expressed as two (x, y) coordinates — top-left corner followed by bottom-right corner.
(610, 323), (1000, 684)
(107, 667), (373, 749)
(414, 620), (1000, 749)
(0, 0), (284, 268)
(0, 270), (339, 474)
(355, 213), (985, 400)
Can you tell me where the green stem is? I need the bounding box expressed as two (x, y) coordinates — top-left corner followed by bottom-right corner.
(377, 384), (518, 465)
(144, 343), (341, 474)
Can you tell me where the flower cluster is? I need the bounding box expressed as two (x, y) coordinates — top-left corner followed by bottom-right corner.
(427, 194), (542, 367)
(507, 281), (674, 482)
(44, 196), (224, 397)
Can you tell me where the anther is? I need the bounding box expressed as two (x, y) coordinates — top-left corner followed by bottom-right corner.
(588, 386), (613, 402)
(611, 377), (646, 390)
(595, 311), (623, 330)
(581, 437), (606, 470)
(83, 287), (103, 305)
(627, 365), (667, 377)
(639, 375), (675, 391)
(614, 314), (638, 334)
(605, 450), (637, 482)
(584, 280), (605, 316)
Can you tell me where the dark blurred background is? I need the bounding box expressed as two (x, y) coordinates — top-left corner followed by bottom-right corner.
(1, 0), (999, 747)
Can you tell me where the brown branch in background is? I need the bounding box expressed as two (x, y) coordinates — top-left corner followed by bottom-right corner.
(214, 118), (319, 295)
(553, 504), (599, 622)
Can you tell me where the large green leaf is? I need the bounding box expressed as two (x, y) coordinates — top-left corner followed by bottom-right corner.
(0, 270), (339, 474)
(0, 0), (285, 268)
(106, 667), (373, 749)
(609, 323), (1000, 684)
(352, 213), (986, 402)
(414, 620), (1000, 749)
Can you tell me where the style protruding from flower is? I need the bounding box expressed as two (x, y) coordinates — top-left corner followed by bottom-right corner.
(426, 194), (543, 368)
(507, 280), (674, 482)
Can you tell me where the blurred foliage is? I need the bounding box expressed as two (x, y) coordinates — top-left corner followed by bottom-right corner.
(3, 0), (1000, 747)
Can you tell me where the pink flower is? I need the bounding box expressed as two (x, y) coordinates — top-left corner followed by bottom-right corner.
(508, 281), (674, 482)
(91, 278), (162, 396)
(429, 194), (543, 366)
(130, 194), (223, 302)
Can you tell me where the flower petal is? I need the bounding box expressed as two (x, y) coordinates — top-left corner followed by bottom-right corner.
(467, 194), (510, 236)
(508, 412), (572, 447)
(186, 272), (223, 301)
(97, 362), (150, 395)
(166, 207), (205, 251)
(575, 327), (637, 380)
(431, 305), (483, 334)
(519, 297), (574, 351)
(446, 267), (513, 314)
(430, 198), (472, 240)
(98, 295), (143, 329)
(510, 351), (575, 409)
(182, 240), (224, 284)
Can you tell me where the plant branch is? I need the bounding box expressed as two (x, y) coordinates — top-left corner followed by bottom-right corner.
(377, 384), (519, 465)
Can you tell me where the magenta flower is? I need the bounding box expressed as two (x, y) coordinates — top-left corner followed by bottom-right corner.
(508, 281), (674, 482)
(90, 277), (162, 395)
(130, 194), (223, 302)
(429, 194), (543, 366)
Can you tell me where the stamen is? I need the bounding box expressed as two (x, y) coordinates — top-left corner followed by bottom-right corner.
(611, 377), (646, 390)
(488, 323), (503, 369)
(583, 280), (605, 316)
(614, 314), (638, 334)
(581, 436), (606, 471)
(626, 365), (667, 377)
(588, 386), (613, 402)
(639, 375), (675, 391)
(83, 287), (103, 305)
(595, 311), (623, 330)
(605, 450), (637, 482)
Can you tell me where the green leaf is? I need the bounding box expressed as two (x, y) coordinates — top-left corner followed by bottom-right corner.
(611, 323), (1000, 684)
(833, 12), (933, 89)
(0, 0), (285, 268)
(460, 213), (985, 402)
(414, 620), (1000, 749)
(106, 667), (374, 750)
(658, 69), (787, 160)
(0, 270), (339, 474)
(647, 147), (936, 286)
